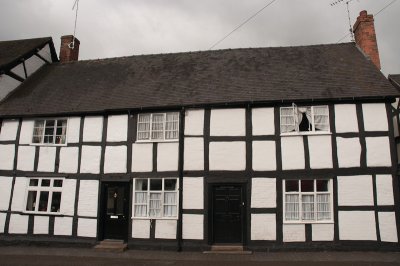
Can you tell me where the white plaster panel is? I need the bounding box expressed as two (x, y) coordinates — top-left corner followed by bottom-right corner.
(338, 175), (373, 206)
(378, 212), (398, 243)
(334, 104), (359, 133)
(37, 147), (56, 172)
(11, 177), (28, 212)
(336, 137), (361, 168)
(61, 179), (76, 216)
(362, 103), (388, 131)
(107, 115), (128, 142)
(77, 180), (99, 217)
(37, 44), (52, 62)
(54, 217), (73, 236)
(339, 211), (376, 240)
(209, 141), (246, 171)
(132, 143), (152, 172)
(182, 214), (203, 240)
(0, 213), (6, 233)
(308, 135), (333, 169)
(9, 214), (29, 234)
(34, 216), (49, 234)
(11, 63), (25, 79)
(366, 137), (391, 167)
(184, 138), (204, 171)
(77, 218), (97, 237)
(183, 177), (204, 209)
(132, 219), (150, 238)
(252, 141), (276, 171)
(59, 147), (79, 173)
(312, 224), (334, 241)
(376, 175), (394, 206)
(83, 116), (103, 142)
(104, 146), (127, 173)
(67, 117), (81, 143)
(19, 120), (34, 144)
(283, 224), (305, 242)
(0, 74), (21, 101)
(157, 143), (179, 171)
(0, 120), (19, 141)
(251, 214), (276, 240)
(252, 108), (275, 136)
(0, 144), (15, 170)
(25, 54), (45, 76)
(17, 146), (35, 171)
(155, 220), (177, 239)
(251, 178), (276, 208)
(80, 146), (101, 174)
(0, 176), (13, 211)
(184, 109), (204, 136)
(281, 137), (305, 170)
(210, 108), (246, 136)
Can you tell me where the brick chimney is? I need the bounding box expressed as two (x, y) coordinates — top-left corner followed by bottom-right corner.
(353, 10), (381, 69)
(59, 35), (80, 63)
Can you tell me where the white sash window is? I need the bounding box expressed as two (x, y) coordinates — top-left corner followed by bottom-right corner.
(32, 119), (67, 144)
(25, 178), (64, 214)
(280, 105), (329, 134)
(137, 112), (179, 142)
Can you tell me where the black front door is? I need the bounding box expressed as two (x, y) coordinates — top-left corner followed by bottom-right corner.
(211, 184), (245, 244)
(101, 182), (130, 241)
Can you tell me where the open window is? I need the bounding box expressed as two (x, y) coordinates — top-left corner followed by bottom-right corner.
(280, 104), (329, 134)
(32, 119), (67, 144)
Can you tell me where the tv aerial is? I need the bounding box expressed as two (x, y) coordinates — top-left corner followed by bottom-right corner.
(69, 0), (80, 49)
(330, 0), (358, 42)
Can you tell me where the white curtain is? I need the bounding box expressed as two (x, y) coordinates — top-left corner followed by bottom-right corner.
(281, 107), (296, 133)
(301, 195), (314, 220)
(313, 106), (329, 131)
(165, 113), (178, 139)
(163, 192), (177, 217)
(32, 120), (45, 143)
(134, 192), (147, 217)
(285, 194), (299, 220)
(137, 114), (151, 140)
(151, 114), (164, 140)
(149, 192), (162, 217)
(317, 194), (330, 220)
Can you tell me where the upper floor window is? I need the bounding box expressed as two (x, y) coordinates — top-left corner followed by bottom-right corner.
(137, 112), (179, 141)
(25, 178), (63, 214)
(32, 119), (67, 144)
(280, 105), (329, 134)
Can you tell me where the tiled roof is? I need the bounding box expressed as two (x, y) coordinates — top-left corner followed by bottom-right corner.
(389, 74), (400, 90)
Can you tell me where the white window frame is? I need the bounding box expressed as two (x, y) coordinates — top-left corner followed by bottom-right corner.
(283, 179), (333, 224)
(136, 112), (179, 142)
(31, 118), (68, 146)
(132, 178), (179, 220)
(24, 177), (64, 215)
(280, 105), (330, 136)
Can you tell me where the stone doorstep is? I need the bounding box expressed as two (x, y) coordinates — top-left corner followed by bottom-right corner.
(203, 245), (253, 255)
(94, 240), (128, 252)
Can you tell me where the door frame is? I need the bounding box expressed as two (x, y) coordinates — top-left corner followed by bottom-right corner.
(208, 183), (247, 245)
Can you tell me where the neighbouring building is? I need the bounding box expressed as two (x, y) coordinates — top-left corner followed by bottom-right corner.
(0, 11), (399, 251)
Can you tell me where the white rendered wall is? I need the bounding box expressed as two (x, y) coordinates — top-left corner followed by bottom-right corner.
(365, 137), (391, 167)
(362, 103), (388, 131)
(34, 216), (49, 234)
(132, 219), (150, 238)
(78, 218), (97, 237)
(0, 120), (19, 141)
(339, 211), (376, 240)
(336, 138), (361, 168)
(19, 120), (34, 144)
(0, 176), (13, 210)
(281, 137), (304, 170)
(337, 175), (373, 206)
(132, 143), (152, 172)
(77, 180), (99, 217)
(25, 54), (45, 76)
(376, 175), (394, 206)
(17, 146), (35, 171)
(80, 146), (101, 174)
(37, 147), (56, 172)
(184, 138), (204, 171)
(104, 146), (127, 173)
(9, 214), (29, 234)
(308, 135), (333, 169)
(37, 44), (52, 62)
(54, 217), (73, 236)
(0, 144), (15, 170)
(252, 108), (275, 135)
(252, 141), (276, 171)
(209, 141), (246, 171)
(67, 117), (81, 143)
(334, 104), (359, 133)
(182, 214), (203, 240)
(283, 224), (305, 242)
(210, 108), (246, 136)
(11, 177), (28, 212)
(59, 147), (79, 173)
(312, 224), (334, 241)
(251, 178), (276, 208)
(378, 212), (398, 242)
(183, 177), (204, 209)
(184, 109), (204, 136)
(0, 74), (21, 101)
(157, 143), (179, 171)
(61, 179), (76, 216)
(251, 214), (276, 240)
(83, 116), (103, 142)
(107, 115), (128, 142)
(0, 213), (6, 233)
(155, 220), (177, 239)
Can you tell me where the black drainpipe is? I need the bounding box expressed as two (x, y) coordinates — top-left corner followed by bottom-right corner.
(177, 107), (185, 252)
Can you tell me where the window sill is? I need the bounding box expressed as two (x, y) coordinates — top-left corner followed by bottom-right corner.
(131, 217), (178, 220)
(283, 220), (334, 224)
(24, 211), (64, 216)
(280, 132), (332, 137)
(135, 139), (179, 144)
(30, 143), (68, 147)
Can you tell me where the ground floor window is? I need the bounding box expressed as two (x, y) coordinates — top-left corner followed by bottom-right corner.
(133, 178), (178, 218)
(283, 179), (333, 223)
(25, 178), (63, 214)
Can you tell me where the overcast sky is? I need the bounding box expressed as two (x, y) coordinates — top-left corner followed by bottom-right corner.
(1, 0), (399, 75)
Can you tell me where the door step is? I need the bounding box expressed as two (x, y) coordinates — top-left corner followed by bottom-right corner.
(204, 245), (252, 255)
(94, 239), (128, 252)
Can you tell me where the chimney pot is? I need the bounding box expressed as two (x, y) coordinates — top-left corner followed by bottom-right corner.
(59, 35), (80, 63)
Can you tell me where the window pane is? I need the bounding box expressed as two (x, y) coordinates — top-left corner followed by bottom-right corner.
(316, 180), (329, 192)
(302, 195), (315, 220)
(54, 180), (63, 187)
(137, 114), (151, 140)
(301, 180), (314, 192)
(165, 113), (179, 139)
(151, 114), (164, 140)
(150, 179), (162, 190)
(164, 179), (177, 191)
(135, 179), (148, 191)
(51, 192), (61, 212)
(41, 179), (51, 187)
(317, 194), (331, 220)
(29, 179), (39, 186)
(149, 193), (162, 217)
(285, 180), (299, 192)
(44, 135), (54, 143)
(285, 194), (299, 220)
(32, 120), (45, 143)
(38, 191), (49, 212)
(26, 191), (37, 211)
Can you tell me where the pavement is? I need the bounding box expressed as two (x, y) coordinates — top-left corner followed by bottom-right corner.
(0, 246), (400, 266)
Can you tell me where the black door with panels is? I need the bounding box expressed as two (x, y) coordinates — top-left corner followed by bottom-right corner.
(210, 184), (245, 244)
(101, 182), (130, 241)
